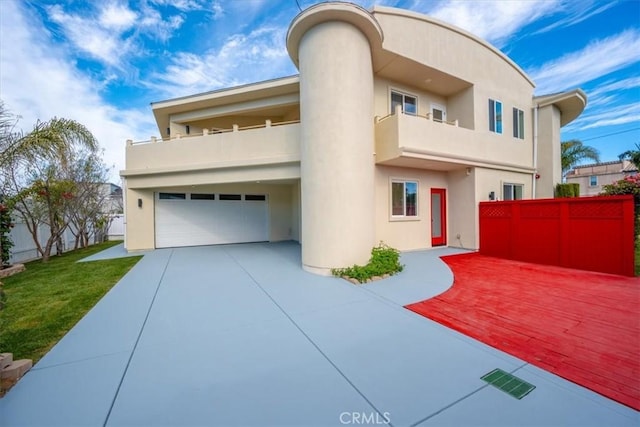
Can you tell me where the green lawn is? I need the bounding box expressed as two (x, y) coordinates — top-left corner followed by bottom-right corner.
(0, 241), (141, 363)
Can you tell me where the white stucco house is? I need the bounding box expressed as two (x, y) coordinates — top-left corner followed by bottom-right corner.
(121, 3), (586, 274)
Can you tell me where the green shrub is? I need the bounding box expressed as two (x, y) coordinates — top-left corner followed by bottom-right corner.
(332, 242), (403, 283)
(555, 183), (579, 198)
(601, 174), (640, 248)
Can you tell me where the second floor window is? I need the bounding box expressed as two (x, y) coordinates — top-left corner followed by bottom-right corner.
(391, 91), (417, 115)
(513, 108), (524, 139)
(590, 175), (598, 186)
(489, 99), (503, 134)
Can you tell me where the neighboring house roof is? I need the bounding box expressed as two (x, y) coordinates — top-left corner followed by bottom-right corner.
(568, 159), (638, 176)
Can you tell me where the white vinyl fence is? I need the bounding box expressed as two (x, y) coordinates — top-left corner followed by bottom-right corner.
(8, 214), (125, 264)
(108, 214), (124, 240)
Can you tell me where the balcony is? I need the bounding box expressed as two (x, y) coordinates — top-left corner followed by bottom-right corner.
(375, 111), (533, 172)
(122, 120), (301, 187)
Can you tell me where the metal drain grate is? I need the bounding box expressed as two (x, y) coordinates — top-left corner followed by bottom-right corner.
(481, 369), (536, 399)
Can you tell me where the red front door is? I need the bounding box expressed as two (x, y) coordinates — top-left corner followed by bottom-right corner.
(431, 188), (447, 246)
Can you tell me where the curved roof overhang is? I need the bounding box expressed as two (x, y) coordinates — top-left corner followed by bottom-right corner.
(534, 89), (588, 127)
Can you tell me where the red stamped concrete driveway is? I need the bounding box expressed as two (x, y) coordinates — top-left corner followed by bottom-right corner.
(407, 253), (640, 410)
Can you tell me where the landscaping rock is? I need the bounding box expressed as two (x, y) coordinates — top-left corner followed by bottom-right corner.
(0, 353), (12, 370)
(0, 264), (25, 279)
(371, 276), (382, 281)
(382, 274), (390, 279)
(347, 278), (360, 285)
(1, 359), (32, 381)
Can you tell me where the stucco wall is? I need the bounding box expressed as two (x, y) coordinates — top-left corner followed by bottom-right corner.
(373, 78), (448, 119)
(374, 8), (534, 159)
(374, 165), (448, 250)
(536, 105), (562, 198)
(475, 167), (532, 202)
(446, 168), (477, 249)
(297, 20), (377, 273)
(126, 123), (300, 173)
(124, 188), (155, 251)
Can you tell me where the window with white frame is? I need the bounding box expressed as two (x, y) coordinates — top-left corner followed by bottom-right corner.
(391, 180), (418, 217)
(503, 183), (523, 200)
(589, 175), (598, 186)
(513, 108), (524, 139)
(391, 90), (417, 115)
(489, 99), (503, 134)
(431, 103), (446, 123)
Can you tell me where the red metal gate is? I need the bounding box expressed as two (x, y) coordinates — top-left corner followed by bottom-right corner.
(479, 195), (635, 277)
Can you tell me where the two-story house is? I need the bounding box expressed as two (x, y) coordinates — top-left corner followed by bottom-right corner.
(121, 3), (586, 275)
(566, 160), (637, 196)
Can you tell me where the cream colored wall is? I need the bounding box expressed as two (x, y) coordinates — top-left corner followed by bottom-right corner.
(374, 78), (447, 118)
(125, 164), (300, 190)
(124, 182), (298, 251)
(291, 181), (301, 242)
(124, 187), (155, 251)
(298, 20), (377, 273)
(446, 168), (477, 249)
(374, 9), (534, 157)
(375, 112), (533, 170)
(375, 165), (533, 252)
(125, 123), (300, 173)
(373, 9), (534, 94)
(374, 165), (448, 250)
(448, 86), (475, 130)
(475, 167), (532, 202)
(536, 105), (562, 198)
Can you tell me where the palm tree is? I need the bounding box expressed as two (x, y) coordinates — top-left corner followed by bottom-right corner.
(561, 139), (600, 177)
(1, 113), (98, 168)
(619, 143), (640, 170)
(1, 101), (99, 265)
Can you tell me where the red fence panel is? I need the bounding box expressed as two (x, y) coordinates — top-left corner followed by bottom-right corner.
(479, 195), (635, 277)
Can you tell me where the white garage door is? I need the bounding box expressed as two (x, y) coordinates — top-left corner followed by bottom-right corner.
(155, 192), (268, 248)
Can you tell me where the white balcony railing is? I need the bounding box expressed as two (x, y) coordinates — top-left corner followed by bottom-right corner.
(375, 108), (459, 127)
(126, 119), (300, 146)
(124, 119), (301, 174)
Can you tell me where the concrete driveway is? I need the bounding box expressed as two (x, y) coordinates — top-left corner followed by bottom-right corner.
(0, 242), (637, 426)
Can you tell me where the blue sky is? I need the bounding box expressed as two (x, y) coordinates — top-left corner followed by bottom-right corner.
(1, 0), (638, 181)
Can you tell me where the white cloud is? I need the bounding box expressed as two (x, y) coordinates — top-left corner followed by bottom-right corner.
(566, 103), (640, 131)
(423, 0), (560, 46)
(47, 4), (132, 67)
(145, 25), (296, 98)
(99, 2), (137, 31)
(0, 1), (156, 181)
(587, 76), (640, 100)
(46, 1), (187, 68)
(529, 29), (640, 94)
(212, 1), (224, 19)
(137, 5), (185, 42)
(531, 0), (618, 35)
(150, 0), (208, 12)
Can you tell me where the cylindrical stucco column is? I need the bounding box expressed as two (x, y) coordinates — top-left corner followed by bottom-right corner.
(289, 6), (380, 274)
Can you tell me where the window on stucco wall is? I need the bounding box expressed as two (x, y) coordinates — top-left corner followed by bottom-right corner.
(391, 181), (418, 217)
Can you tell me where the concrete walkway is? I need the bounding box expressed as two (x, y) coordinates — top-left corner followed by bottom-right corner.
(0, 242), (637, 426)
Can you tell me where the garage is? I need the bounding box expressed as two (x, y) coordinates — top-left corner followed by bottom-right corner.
(155, 192), (268, 248)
